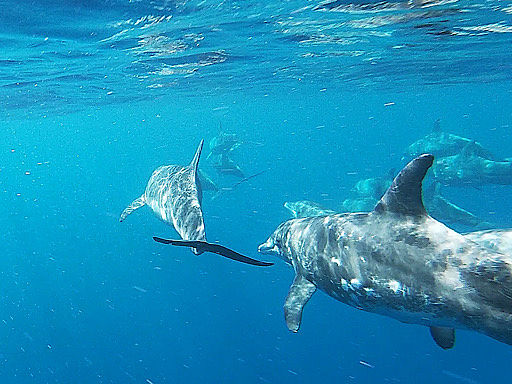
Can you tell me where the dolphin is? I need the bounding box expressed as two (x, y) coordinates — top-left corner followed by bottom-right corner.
(211, 153), (246, 179)
(259, 154), (512, 348)
(120, 140), (272, 266)
(423, 182), (492, 230)
(405, 119), (495, 160)
(352, 174), (393, 200)
(434, 143), (512, 186)
(207, 130), (241, 160)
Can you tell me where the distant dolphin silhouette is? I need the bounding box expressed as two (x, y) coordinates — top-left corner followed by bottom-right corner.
(405, 119), (495, 160)
(120, 140), (272, 266)
(434, 143), (512, 186)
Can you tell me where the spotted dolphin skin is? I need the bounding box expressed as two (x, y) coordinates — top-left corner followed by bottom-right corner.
(259, 154), (512, 349)
(121, 140), (272, 266)
(464, 229), (512, 255)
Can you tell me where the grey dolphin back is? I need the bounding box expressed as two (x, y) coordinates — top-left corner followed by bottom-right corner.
(374, 154), (434, 216)
(119, 195), (146, 222)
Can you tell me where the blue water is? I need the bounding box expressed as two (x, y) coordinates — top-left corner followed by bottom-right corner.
(2, 0), (512, 382)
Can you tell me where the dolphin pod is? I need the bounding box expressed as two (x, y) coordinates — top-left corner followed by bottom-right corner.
(120, 140), (272, 266)
(120, 131), (512, 349)
(259, 154), (512, 349)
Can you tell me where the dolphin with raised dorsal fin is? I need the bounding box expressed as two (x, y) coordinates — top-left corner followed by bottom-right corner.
(259, 154), (512, 349)
(405, 119), (495, 160)
(120, 140), (272, 266)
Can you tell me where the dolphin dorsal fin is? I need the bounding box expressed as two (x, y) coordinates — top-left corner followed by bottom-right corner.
(189, 139), (204, 174)
(374, 154), (434, 216)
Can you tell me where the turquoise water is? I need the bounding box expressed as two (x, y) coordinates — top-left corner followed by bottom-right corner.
(2, 0), (512, 383)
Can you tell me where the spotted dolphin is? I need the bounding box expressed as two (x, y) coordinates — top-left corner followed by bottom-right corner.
(120, 140), (272, 266)
(259, 154), (512, 348)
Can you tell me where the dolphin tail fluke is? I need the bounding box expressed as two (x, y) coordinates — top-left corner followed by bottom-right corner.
(189, 139), (205, 174)
(429, 326), (455, 349)
(119, 195), (146, 222)
(153, 237), (274, 267)
(284, 275), (317, 332)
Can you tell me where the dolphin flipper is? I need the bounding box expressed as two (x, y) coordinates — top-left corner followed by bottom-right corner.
(153, 237), (273, 266)
(429, 326), (455, 349)
(284, 275), (317, 332)
(120, 195), (146, 222)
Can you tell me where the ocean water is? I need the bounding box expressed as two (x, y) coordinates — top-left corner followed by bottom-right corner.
(2, 0), (512, 382)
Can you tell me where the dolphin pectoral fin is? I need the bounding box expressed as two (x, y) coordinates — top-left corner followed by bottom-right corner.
(119, 195), (146, 222)
(152, 237), (273, 267)
(284, 275), (317, 332)
(429, 326), (455, 349)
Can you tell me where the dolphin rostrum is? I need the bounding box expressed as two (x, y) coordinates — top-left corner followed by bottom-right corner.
(120, 140), (272, 266)
(259, 154), (512, 348)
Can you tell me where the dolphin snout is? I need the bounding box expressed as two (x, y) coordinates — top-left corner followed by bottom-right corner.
(258, 239), (276, 254)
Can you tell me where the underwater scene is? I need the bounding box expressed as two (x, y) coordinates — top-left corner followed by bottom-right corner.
(2, 0), (512, 383)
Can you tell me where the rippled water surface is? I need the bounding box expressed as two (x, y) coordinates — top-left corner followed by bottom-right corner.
(2, 0), (512, 115)
(2, 1), (512, 383)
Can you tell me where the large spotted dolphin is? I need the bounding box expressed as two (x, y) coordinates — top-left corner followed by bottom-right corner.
(259, 154), (512, 348)
(120, 140), (272, 267)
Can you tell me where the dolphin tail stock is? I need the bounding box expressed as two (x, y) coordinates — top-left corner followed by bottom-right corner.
(189, 139), (205, 174)
(153, 237), (274, 267)
(119, 195), (146, 222)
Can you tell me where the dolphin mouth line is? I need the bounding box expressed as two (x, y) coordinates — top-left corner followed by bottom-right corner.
(258, 243), (277, 255)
